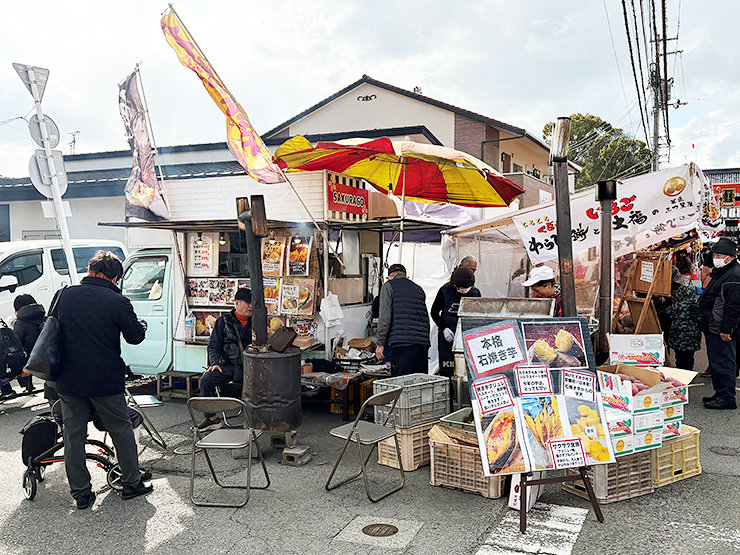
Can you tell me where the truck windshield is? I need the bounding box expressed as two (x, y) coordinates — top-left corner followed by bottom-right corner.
(122, 257), (167, 301)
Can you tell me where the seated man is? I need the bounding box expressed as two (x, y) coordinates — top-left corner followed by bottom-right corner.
(197, 288), (252, 430)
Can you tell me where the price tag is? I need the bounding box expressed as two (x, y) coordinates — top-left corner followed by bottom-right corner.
(473, 376), (514, 415)
(640, 261), (654, 283)
(549, 437), (586, 469)
(515, 365), (553, 396)
(562, 370), (596, 402)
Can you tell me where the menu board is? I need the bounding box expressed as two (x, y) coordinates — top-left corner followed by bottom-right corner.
(286, 236), (313, 276)
(261, 237), (286, 277)
(186, 278), (238, 307)
(264, 277), (281, 315)
(188, 233), (216, 277)
(280, 278), (315, 316)
(465, 318), (614, 476)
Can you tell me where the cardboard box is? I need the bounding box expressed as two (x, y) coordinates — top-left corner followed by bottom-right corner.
(597, 364), (698, 414)
(633, 429), (663, 452)
(301, 362), (313, 375)
(605, 409), (633, 436)
(610, 434), (635, 457)
(633, 410), (664, 433)
(329, 277), (364, 305)
(348, 337), (374, 352)
(662, 404), (684, 422)
(661, 421), (682, 438)
(609, 334), (665, 366)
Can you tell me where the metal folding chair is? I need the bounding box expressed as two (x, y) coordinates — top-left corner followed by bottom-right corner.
(325, 386), (405, 502)
(214, 381), (245, 428)
(125, 387), (167, 449)
(187, 397), (270, 508)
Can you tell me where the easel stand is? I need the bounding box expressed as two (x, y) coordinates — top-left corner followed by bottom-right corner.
(612, 251), (670, 335)
(519, 467), (604, 533)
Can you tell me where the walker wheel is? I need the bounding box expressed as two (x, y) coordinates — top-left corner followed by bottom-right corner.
(23, 469), (37, 500)
(106, 465), (124, 491)
(37, 465), (46, 482)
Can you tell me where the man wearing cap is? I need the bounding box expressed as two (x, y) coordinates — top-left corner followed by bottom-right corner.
(375, 264), (430, 376)
(699, 238), (740, 410)
(197, 288), (253, 430)
(522, 266), (563, 317)
(431, 267), (481, 377)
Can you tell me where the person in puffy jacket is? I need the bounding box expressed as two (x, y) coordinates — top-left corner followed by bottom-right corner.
(699, 237), (740, 410)
(0, 294), (44, 397)
(431, 267), (481, 377)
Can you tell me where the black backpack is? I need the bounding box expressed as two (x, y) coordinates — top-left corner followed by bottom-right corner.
(0, 318), (26, 384)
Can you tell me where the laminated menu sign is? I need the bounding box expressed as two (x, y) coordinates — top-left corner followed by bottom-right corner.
(189, 233), (214, 276)
(261, 237), (286, 277)
(281, 278), (315, 316)
(465, 317), (613, 476)
(287, 236), (313, 276)
(263, 277), (281, 315)
(186, 278), (237, 307)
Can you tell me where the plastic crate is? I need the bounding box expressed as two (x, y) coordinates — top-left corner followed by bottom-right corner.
(440, 407), (476, 433)
(429, 438), (505, 499)
(378, 421), (437, 471)
(374, 374), (449, 428)
(651, 424), (701, 487)
(562, 450), (654, 504)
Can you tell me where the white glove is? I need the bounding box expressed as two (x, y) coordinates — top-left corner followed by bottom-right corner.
(443, 328), (455, 343)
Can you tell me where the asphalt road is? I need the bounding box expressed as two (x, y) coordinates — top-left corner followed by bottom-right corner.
(0, 342), (737, 555)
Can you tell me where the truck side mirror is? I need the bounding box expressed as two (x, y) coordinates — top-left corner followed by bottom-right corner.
(0, 274), (19, 293)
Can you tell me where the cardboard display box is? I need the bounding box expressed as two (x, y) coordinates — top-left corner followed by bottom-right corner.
(662, 404), (684, 422)
(605, 409), (633, 436)
(609, 334), (665, 366)
(633, 410), (664, 434)
(597, 364), (698, 414)
(661, 421), (682, 438)
(610, 433), (635, 457)
(633, 429), (663, 452)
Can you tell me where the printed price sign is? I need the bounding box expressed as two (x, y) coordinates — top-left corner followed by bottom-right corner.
(549, 437), (586, 469)
(473, 376), (514, 415)
(640, 261), (654, 283)
(464, 322), (525, 379)
(562, 370), (596, 402)
(515, 365), (553, 396)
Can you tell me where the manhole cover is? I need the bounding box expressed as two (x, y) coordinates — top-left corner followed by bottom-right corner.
(362, 524), (399, 537)
(709, 446), (740, 456)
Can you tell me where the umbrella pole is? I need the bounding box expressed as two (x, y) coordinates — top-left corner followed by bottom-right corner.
(399, 164), (406, 261)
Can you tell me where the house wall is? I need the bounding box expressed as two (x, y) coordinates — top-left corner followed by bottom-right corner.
(504, 173), (555, 208)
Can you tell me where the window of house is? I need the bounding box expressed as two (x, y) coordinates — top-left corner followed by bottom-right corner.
(0, 205), (9, 242)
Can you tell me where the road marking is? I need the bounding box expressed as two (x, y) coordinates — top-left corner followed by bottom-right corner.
(476, 503), (588, 555)
(666, 522), (740, 548)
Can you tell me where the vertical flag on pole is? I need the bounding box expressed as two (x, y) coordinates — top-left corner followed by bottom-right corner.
(160, 8), (286, 184)
(119, 70), (170, 221)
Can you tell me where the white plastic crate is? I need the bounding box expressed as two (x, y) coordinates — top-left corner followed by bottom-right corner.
(373, 373), (449, 428)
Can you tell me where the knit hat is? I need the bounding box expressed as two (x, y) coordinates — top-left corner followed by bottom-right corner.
(451, 267), (475, 288)
(388, 263), (407, 275)
(712, 237), (737, 257)
(235, 288), (252, 303)
(522, 266), (555, 287)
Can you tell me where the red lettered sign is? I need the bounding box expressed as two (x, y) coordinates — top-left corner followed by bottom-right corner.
(328, 181), (368, 216)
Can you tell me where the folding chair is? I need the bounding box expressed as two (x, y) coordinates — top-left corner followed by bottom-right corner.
(125, 387), (167, 449)
(214, 381), (245, 428)
(187, 397), (270, 507)
(325, 386), (405, 502)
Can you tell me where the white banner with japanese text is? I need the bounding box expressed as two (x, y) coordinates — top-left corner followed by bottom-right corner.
(512, 164), (718, 265)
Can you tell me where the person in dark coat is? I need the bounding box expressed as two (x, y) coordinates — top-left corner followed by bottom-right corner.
(0, 294), (43, 396)
(197, 287), (252, 431)
(699, 238), (740, 410)
(666, 270), (701, 370)
(54, 250), (151, 509)
(375, 264), (430, 377)
(431, 267), (481, 377)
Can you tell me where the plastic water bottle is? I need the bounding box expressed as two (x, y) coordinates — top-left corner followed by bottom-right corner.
(184, 312), (196, 341)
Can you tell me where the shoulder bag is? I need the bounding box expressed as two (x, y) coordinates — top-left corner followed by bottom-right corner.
(26, 288), (65, 382)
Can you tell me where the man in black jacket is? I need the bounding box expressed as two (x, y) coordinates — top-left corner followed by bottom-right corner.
(375, 264), (430, 377)
(54, 251), (150, 509)
(700, 238), (740, 410)
(197, 287), (252, 430)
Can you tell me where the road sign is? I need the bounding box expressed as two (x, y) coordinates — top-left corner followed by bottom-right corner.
(41, 200), (71, 219)
(28, 114), (60, 149)
(29, 150), (68, 197)
(12, 63), (49, 101)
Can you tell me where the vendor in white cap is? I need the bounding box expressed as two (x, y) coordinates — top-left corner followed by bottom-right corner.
(522, 266), (563, 317)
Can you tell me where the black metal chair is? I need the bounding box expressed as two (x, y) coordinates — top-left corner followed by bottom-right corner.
(187, 397), (270, 507)
(325, 386), (405, 502)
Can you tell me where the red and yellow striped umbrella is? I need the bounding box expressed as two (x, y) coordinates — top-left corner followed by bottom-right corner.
(275, 136), (524, 208)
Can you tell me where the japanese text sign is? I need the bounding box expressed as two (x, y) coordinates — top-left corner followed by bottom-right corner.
(515, 365), (553, 396)
(562, 370), (596, 402)
(513, 165), (702, 264)
(549, 438), (586, 469)
(464, 322), (525, 379)
(474, 376), (514, 415)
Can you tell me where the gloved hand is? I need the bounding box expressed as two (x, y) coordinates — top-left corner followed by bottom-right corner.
(443, 328), (455, 343)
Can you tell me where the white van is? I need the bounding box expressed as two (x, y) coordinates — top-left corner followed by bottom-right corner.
(0, 240), (128, 323)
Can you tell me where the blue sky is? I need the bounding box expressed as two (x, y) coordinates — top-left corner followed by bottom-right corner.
(1, 0), (735, 178)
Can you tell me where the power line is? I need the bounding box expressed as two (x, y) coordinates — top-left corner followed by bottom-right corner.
(622, 0), (651, 148)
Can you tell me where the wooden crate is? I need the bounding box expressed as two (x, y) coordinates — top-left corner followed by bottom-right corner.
(651, 424), (701, 487)
(378, 421), (437, 471)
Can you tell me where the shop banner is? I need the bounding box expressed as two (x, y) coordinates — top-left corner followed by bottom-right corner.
(512, 164), (715, 265)
(119, 71), (169, 221)
(161, 9), (286, 184)
(328, 181), (369, 216)
(464, 318), (615, 476)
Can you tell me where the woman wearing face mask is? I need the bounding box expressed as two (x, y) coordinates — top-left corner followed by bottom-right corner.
(430, 267), (481, 378)
(699, 237), (740, 410)
(522, 266), (563, 317)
